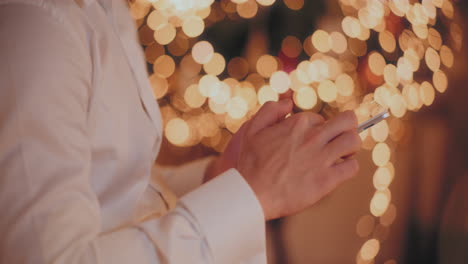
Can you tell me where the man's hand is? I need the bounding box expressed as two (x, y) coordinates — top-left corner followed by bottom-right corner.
(203, 121), (247, 182)
(206, 99), (361, 220)
(204, 91), (295, 183)
(238, 100), (361, 220)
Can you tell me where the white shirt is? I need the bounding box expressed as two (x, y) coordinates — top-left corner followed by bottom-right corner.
(0, 0), (266, 263)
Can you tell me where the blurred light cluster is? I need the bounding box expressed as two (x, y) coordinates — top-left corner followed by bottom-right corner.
(130, 0), (463, 262)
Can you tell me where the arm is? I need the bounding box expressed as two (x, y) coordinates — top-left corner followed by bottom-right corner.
(154, 157), (214, 197)
(0, 4), (265, 263)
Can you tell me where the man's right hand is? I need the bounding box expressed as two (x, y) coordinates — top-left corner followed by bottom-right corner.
(236, 99), (361, 220)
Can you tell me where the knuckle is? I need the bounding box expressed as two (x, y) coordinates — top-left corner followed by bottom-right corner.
(307, 125), (324, 142)
(337, 110), (357, 128)
(307, 112), (325, 125)
(293, 113), (309, 129)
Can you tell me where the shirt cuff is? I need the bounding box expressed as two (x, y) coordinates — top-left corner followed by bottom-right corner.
(180, 168), (267, 264)
(155, 157), (214, 198)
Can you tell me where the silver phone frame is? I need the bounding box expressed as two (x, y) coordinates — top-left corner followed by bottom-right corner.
(357, 110), (390, 133)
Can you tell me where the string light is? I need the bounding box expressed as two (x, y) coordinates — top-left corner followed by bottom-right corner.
(128, 0), (463, 263)
(294, 86), (317, 110)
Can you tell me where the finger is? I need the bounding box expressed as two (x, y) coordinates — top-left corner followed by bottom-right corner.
(280, 111), (325, 131)
(330, 158), (359, 184)
(320, 110), (358, 143)
(279, 89), (293, 100)
(325, 130), (361, 164)
(247, 99), (293, 136)
(223, 122), (248, 165)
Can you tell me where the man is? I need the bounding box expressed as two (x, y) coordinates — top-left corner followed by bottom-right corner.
(0, 0), (361, 263)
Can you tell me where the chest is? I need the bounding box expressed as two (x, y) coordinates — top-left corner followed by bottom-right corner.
(80, 2), (164, 229)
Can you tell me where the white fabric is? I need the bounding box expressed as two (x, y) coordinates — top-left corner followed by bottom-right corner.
(0, 1), (266, 263)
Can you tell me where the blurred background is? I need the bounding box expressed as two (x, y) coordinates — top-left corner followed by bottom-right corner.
(130, 0), (468, 263)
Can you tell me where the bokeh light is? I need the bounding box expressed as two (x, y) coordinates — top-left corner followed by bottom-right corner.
(128, 0), (464, 262)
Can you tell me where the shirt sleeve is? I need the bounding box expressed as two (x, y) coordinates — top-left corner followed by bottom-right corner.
(154, 157), (214, 197)
(0, 3), (266, 264)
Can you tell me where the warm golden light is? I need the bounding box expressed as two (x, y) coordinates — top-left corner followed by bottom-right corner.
(428, 27), (443, 50)
(198, 113), (219, 138)
(208, 98), (226, 114)
(228, 57), (249, 79)
(335, 73), (354, 97)
(370, 190), (391, 217)
(153, 55), (175, 78)
(182, 16), (205, 38)
(258, 85), (279, 105)
(167, 35), (189, 56)
(147, 10), (167, 30)
(149, 74), (169, 99)
(425, 47), (441, 72)
(226, 96), (248, 119)
(419, 81), (435, 106)
(284, 0), (304, 10)
(294, 86), (317, 110)
(184, 84), (206, 108)
(192, 41), (215, 64)
(379, 30), (397, 53)
(371, 120), (389, 143)
(404, 48), (421, 72)
(235, 85), (257, 110)
(342, 16), (361, 38)
(356, 215), (375, 238)
(180, 54), (202, 77)
(237, 0), (258, 19)
(165, 118), (190, 146)
(433, 70), (448, 93)
(330, 32), (348, 54)
(402, 83), (421, 110)
(317, 80), (337, 103)
(373, 166), (393, 191)
(135, 1), (463, 261)
(368, 52), (386, 76)
(212, 81), (231, 105)
(144, 42), (165, 63)
(372, 143), (391, 167)
(199, 74), (221, 98)
(440, 45), (454, 68)
(203, 52), (226, 76)
(282, 36), (303, 58)
(311, 30), (331, 53)
(380, 204), (397, 227)
(256, 0), (275, 6)
(383, 65), (398, 88)
(256, 55), (278, 78)
(154, 23), (176, 45)
(397, 57), (414, 82)
(270, 71), (291, 94)
(360, 239), (380, 261)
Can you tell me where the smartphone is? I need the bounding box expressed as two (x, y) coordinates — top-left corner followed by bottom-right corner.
(357, 109), (390, 133)
(317, 99), (390, 133)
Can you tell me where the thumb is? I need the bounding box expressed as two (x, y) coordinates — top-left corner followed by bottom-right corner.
(247, 99), (293, 136)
